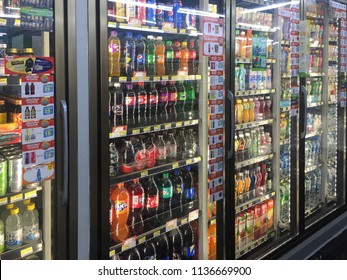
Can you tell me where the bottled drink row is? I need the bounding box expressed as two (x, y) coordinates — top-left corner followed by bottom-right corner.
(110, 168), (197, 243)
(235, 65), (272, 92)
(108, 31), (199, 77)
(0, 199), (40, 253)
(306, 111), (322, 135)
(305, 169), (322, 211)
(279, 181), (290, 224)
(236, 7), (273, 28)
(309, 20), (324, 44)
(108, 0), (199, 31)
(235, 199), (274, 251)
(115, 221), (198, 260)
(280, 146), (290, 179)
(109, 129), (198, 176)
(305, 136), (321, 168)
(235, 126), (272, 163)
(306, 78), (323, 102)
(235, 96), (272, 124)
(309, 49), (323, 73)
(280, 113), (289, 140)
(109, 80), (197, 128)
(235, 160), (273, 206)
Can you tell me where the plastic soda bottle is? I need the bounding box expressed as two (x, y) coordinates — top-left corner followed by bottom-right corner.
(182, 166), (195, 214)
(127, 179), (145, 236)
(1, 203), (14, 223)
(248, 98), (255, 122)
(170, 170), (184, 218)
(188, 40), (198, 75)
(158, 173), (173, 223)
(167, 81), (177, 121)
(110, 183), (130, 243)
(124, 83), (136, 127)
(135, 34), (146, 72)
(157, 81), (168, 121)
(142, 177), (159, 230)
(123, 32), (136, 77)
(155, 36), (166, 76)
(5, 207), (23, 249)
(185, 81), (195, 119)
(165, 41), (174, 75)
(136, 82), (147, 124)
(181, 222), (196, 260)
(180, 42), (189, 72)
(23, 203), (40, 244)
(242, 98), (250, 123)
(147, 83), (158, 123)
(176, 81), (186, 120)
(108, 31), (121, 76)
(173, 41), (181, 74)
(146, 35), (156, 76)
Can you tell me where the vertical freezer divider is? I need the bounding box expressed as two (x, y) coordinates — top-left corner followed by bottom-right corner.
(300, 85), (307, 139)
(60, 100), (69, 207)
(227, 90), (235, 160)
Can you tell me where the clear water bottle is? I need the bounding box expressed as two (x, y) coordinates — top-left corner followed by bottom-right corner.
(5, 207), (23, 249)
(23, 203), (40, 244)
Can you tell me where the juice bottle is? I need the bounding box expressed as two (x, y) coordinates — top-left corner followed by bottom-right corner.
(245, 209), (254, 245)
(235, 99), (243, 124)
(180, 42), (189, 72)
(115, 2), (126, 23)
(237, 172), (245, 204)
(264, 96), (272, 119)
(244, 170), (251, 201)
(239, 64), (246, 91)
(242, 98), (250, 123)
(239, 31), (246, 59)
(234, 135), (239, 161)
(248, 98), (255, 122)
(208, 222), (217, 260)
(108, 31), (121, 76)
(254, 97), (260, 120)
(245, 30), (252, 59)
(155, 36), (166, 76)
(110, 183), (130, 243)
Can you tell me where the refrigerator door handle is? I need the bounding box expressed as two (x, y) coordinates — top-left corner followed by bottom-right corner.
(227, 90), (235, 160)
(60, 100), (69, 206)
(300, 85), (307, 139)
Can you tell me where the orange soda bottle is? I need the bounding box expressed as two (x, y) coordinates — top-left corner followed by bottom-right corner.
(108, 31), (121, 76)
(246, 30), (252, 59)
(239, 31), (247, 59)
(180, 41), (189, 72)
(208, 222), (217, 260)
(155, 36), (166, 76)
(110, 182), (130, 243)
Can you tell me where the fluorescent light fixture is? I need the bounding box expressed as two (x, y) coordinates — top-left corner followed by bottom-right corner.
(237, 22), (278, 32)
(0, 12), (20, 19)
(240, 1), (300, 14)
(116, 25), (165, 33)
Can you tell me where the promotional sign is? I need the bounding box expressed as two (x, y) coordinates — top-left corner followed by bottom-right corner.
(22, 119), (55, 144)
(299, 21), (311, 77)
(22, 162), (55, 185)
(5, 56), (54, 75)
(203, 17), (225, 57)
(22, 141), (55, 168)
(21, 75), (55, 97)
(21, 97), (54, 121)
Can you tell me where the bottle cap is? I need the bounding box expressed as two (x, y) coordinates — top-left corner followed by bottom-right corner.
(117, 182), (124, 188)
(27, 203), (35, 211)
(23, 199), (31, 205)
(110, 31), (117, 36)
(126, 32), (133, 37)
(113, 82), (121, 88)
(147, 35), (154, 39)
(166, 40), (172, 45)
(182, 42), (187, 46)
(163, 173), (169, 179)
(10, 207), (19, 215)
(157, 36), (163, 40)
(6, 203), (14, 210)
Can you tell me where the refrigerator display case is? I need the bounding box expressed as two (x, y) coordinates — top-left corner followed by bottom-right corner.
(89, 0), (226, 260)
(0, 1), (70, 260)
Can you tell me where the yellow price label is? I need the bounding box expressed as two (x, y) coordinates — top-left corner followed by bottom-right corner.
(162, 76), (169, 80)
(196, 75), (202, 80)
(143, 127), (150, 133)
(151, 26), (158, 30)
(141, 170), (148, 177)
(184, 121), (191, 126)
(10, 194), (23, 203)
(0, 197), (8, 206)
(166, 219), (177, 231)
(153, 76), (160, 81)
(109, 250), (115, 258)
(108, 22), (117, 28)
(14, 19), (21, 27)
(21, 247), (33, 258)
(186, 159), (193, 164)
(176, 122), (182, 128)
(210, 219), (217, 225)
(181, 218), (188, 225)
(0, 78), (7, 85)
(172, 75), (178, 81)
(132, 129), (140, 135)
(153, 230), (161, 237)
(165, 123), (172, 129)
(154, 125), (160, 131)
(132, 77), (139, 82)
(0, 18), (7, 26)
(179, 29), (186, 34)
(25, 190), (37, 199)
(119, 77), (127, 82)
(172, 162), (179, 169)
(138, 237), (146, 244)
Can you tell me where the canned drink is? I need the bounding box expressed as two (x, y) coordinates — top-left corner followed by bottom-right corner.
(156, 3), (164, 26)
(173, 0), (183, 29)
(146, 0), (156, 26)
(164, 4), (174, 23)
(0, 157), (8, 196)
(7, 154), (22, 179)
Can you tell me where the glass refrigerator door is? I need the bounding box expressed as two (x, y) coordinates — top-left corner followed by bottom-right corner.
(0, 0), (61, 260)
(302, 0), (346, 227)
(231, 0), (300, 259)
(99, 0), (225, 260)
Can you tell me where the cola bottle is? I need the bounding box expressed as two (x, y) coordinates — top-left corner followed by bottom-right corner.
(141, 176), (159, 230)
(132, 137), (147, 171)
(188, 40), (198, 75)
(153, 234), (170, 260)
(158, 172), (173, 224)
(147, 83), (158, 124)
(110, 83), (124, 127)
(139, 241), (157, 260)
(181, 223), (196, 260)
(166, 132), (177, 162)
(136, 82), (147, 125)
(124, 83), (136, 128)
(185, 128), (198, 158)
(167, 81), (178, 121)
(170, 169), (184, 218)
(176, 81), (186, 120)
(109, 142), (120, 176)
(143, 135), (156, 168)
(168, 228), (183, 260)
(123, 32), (136, 77)
(121, 139), (135, 174)
(157, 81), (168, 121)
(182, 166), (195, 214)
(176, 129), (187, 160)
(127, 179), (145, 235)
(173, 41), (181, 74)
(156, 134), (167, 165)
(135, 34), (146, 72)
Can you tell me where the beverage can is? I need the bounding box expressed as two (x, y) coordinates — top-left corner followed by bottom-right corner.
(164, 6), (174, 23)
(7, 154), (22, 193)
(0, 157), (7, 196)
(137, 0), (146, 24)
(173, 0), (183, 29)
(156, 3), (164, 26)
(146, 0), (156, 26)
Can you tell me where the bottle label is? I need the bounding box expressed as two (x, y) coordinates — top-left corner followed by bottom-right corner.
(189, 51), (197, 59)
(132, 194), (145, 209)
(121, 162), (134, 174)
(174, 184), (182, 194)
(183, 245), (195, 258)
(159, 93), (168, 103)
(186, 188), (195, 200)
(156, 55), (165, 64)
(175, 51), (181, 59)
(166, 50), (174, 59)
(137, 54), (145, 64)
(24, 223), (39, 241)
(125, 96), (136, 106)
(147, 54), (155, 65)
(149, 94), (158, 105)
(178, 91), (186, 101)
(157, 147), (166, 160)
(115, 105), (122, 116)
(169, 92), (177, 102)
(186, 90), (195, 100)
(147, 195), (159, 208)
(161, 187), (173, 199)
(147, 145), (157, 167)
(137, 95), (147, 106)
(115, 200), (128, 213)
(5, 228), (23, 247)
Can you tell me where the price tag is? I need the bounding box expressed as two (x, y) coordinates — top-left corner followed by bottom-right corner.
(24, 190), (37, 199)
(0, 197), (8, 206)
(186, 159), (193, 164)
(166, 219), (178, 232)
(153, 76), (160, 81)
(188, 209), (199, 221)
(162, 76), (169, 81)
(108, 22), (117, 28)
(10, 193), (23, 203)
(20, 247), (33, 258)
(172, 75), (179, 81)
(138, 237), (146, 244)
(121, 237), (136, 252)
(210, 219), (216, 225)
(151, 26), (158, 30)
(196, 75), (202, 80)
(181, 217), (188, 225)
(132, 129), (140, 135)
(109, 250), (115, 258)
(0, 18), (7, 26)
(165, 123), (172, 129)
(154, 125), (160, 131)
(179, 29), (186, 34)
(143, 127), (150, 133)
(141, 170), (148, 177)
(172, 162), (179, 169)
(153, 230), (161, 237)
(184, 121), (191, 126)
(0, 78), (7, 85)
(176, 122), (182, 128)
(132, 77), (139, 82)
(119, 77), (127, 82)
(14, 19), (21, 27)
